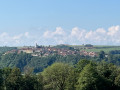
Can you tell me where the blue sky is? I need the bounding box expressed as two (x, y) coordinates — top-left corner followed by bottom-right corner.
(0, 0), (120, 46)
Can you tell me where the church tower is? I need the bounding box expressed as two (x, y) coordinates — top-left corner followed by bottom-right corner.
(35, 43), (38, 48)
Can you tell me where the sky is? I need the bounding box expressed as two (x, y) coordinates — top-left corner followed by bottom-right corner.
(0, 0), (120, 46)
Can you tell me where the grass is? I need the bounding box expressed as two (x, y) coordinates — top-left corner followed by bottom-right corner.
(71, 45), (120, 53)
(83, 47), (120, 53)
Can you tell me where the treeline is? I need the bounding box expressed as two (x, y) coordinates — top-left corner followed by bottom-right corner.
(97, 51), (120, 66)
(0, 47), (17, 53)
(0, 67), (43, 90)
(109, 50), (120, 54)
(53, 45), (74, 50)
(1, 50), (120, 73)
(0, 60), (120, 90)
(0, 52), (91, 73)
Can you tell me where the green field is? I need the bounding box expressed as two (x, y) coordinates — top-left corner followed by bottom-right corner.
(83, 47), (120, 53)
(71, 45), (120, 53)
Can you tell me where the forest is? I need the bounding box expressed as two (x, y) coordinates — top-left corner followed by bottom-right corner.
(0, 47), (120, 89)
(0, 60), (120, 90)
(1, 49), (120, 73)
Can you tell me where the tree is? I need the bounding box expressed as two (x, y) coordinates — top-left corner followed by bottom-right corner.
(5, 68), (22, 90)
(2, 67), (12, 89)
(36, 73), (43, 90)
(97, 62), (119, 82)
(42, 63), (75, 90)
(76, 63), (111, 90)
(21, 66), (39, 90)
(75, 59), (91, 73)
(21, 74), (38, 90)
(99, 51), (105, 60)
(0, 69), (3, 89)
(96, 62), (119, 89)
(76, 63), (98, 90)
(115, 74), (120, 89)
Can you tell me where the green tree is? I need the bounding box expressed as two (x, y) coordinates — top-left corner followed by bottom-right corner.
(36, 73), (43, 90)
(114, 73), (120, 89)
(42, 63), (74, 90)
(97, 62), (119, 81)
(21, 66), (39, 90)
(99, 51), (105, 60)
(97, 62), (120, 89)
(21, 74), (38, 90)
(76, 63), (102, 90)
(2, 67), (12, 89)
(5, 68), (22, 90)
(75, 59), (91, 73)
(0, 69), (3, 89)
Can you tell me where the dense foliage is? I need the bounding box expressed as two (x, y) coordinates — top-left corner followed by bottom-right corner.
(0, 47), (17, 53)
(0, 52), (91, 73)
(109, 50), (120, 54)
(0, 60), (120, 90)
(53, 44), (74, 50)
(1, 46), (120, 89)
(1, 49), (120, 73)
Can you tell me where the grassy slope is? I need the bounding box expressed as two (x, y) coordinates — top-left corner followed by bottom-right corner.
(71, 45), (120, 53)
(84, 47), (120, 53)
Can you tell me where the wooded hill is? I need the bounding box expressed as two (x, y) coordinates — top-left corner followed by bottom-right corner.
(0, 46), (120, 73)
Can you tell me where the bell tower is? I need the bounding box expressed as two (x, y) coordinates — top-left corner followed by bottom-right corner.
(35, 43), (38, 48)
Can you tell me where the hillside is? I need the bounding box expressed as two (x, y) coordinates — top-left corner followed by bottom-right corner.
(0, 52), (91, 72)
(0, 47), (17, 53)
(1, 45), (120, 73)
(71, 45), (120, 53)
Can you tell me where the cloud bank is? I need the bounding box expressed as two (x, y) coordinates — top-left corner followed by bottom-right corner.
(0, 25), (120, 46)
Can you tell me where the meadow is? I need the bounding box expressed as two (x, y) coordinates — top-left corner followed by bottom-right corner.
(72, 45), (120, 53)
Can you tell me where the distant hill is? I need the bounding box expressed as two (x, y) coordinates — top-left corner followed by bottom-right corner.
(71, 45), (120, 53)
(0, 52), (90, 73)
(1, 45), (120, 73)
(53, 44), (74, 50)
(0, 47), (17, 53)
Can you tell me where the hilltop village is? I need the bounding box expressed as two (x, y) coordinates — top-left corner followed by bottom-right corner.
(5, 44), (97, 57)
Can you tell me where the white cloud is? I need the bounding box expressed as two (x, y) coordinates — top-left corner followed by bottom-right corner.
(43, 27), (65, 38)
(24, 32), (29, 38)
(43, 31), (53, 38)
(107, 25), (120, 36)
(42, 27), (67, 45)
(0, 32), (36, 46)
(0, 32), (8, 37)
(53, 27), (65, 35)
(70, 27), (86, 42)
(13, 34), (23, 40)
(1, 25), (120, 46)
(68, 25), (120, 45)
(97, 28), (105, 33)
(71, 27), (80, 36)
